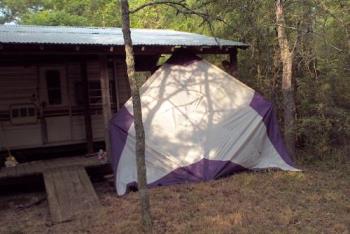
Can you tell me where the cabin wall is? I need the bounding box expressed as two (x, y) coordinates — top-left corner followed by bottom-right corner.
(115, 59), (131, 106)
(0, 56), (132, 152)
(0, 65), (42, 148)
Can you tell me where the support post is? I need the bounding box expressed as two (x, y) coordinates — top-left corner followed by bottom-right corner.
(229, 48), (238, 77)
(222, 48), (238, 77)
(112, 58), (120, 111)
(81, 60), (94, 154)
(99, 55), (112, 156)
(37, 65), (48, 145)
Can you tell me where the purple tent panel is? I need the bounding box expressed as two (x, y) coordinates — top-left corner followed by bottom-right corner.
(249, 92), (295, 167)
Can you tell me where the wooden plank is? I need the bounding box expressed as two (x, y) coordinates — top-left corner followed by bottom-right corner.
(4, 166), (16, 178)
(81, 60), (94, 154)
(43, 166), (100, 223)
(229, 48), (238, 77)
(67, 157), (83, 167)
(18, 163), (30, 176)
(0, 168), (9, 179)
(0, 156), (107, 180)
(43, 159), (56, 171)
(99, 55), (112, 158)
(112, 58), (120, 110)
(77, 168), (100, 207)
(55, 167), (74, 219)
(43, 170), (62, 222)
(0, 169), (6, 178)
(70, 167), (99, 209)
(32, 160), (46, 174)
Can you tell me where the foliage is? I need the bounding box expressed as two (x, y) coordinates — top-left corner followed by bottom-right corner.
(21, 10), (89, 26)
(0, 0), (121, 26)
(128, 0), (350, 162)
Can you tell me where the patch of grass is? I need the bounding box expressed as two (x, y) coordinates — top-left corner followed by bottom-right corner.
(0, 161), (349, 233)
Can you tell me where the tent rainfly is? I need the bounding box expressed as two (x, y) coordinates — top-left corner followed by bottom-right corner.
(109, 53), (299, 196)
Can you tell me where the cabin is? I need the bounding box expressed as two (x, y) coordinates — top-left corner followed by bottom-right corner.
(0, 25), (248, 163)
(0, 25), (249, 220)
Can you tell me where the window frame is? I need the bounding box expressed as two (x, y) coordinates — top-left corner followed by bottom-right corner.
(9, 103), (38, 125)
(40, 66), (68, 107)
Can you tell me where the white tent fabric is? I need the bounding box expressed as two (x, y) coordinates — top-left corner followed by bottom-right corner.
(110, 55), (299, 196)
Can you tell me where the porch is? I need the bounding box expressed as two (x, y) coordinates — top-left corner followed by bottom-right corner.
(0, 155), (108, 180)
(0, 155), (110, 223)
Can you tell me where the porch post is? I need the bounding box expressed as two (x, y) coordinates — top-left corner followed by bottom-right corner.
(81, 60), (94, 154)
(229, 48), (238, 77)
(37, 65), (48, 145)
(99, 55), (112, 157)
(222, 48), (238, 77)
(112, 58), (120, 111)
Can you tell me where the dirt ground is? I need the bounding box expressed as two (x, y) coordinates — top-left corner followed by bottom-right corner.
(0, 162), (349, 234)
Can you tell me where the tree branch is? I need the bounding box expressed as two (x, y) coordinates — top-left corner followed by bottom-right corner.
(130, 0), (227, 24)
(129, 0), (186, 14)
(274, 24), (344, 52)
(129, 0), (229, 45)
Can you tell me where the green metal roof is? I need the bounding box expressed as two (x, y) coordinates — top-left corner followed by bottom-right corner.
(0, 25), (248, 48)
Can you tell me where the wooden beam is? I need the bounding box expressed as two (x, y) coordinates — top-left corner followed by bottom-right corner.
(43, 166), (100, 223)
(81, 60), (94, 154)
(112, 58), (120, 111)
(135, 54), (160, 71)
(99, 55), (112, 157)
(0, 44), (248, 56)
(229, 48), (238, 77)
(222, 48), (239, 77)
(37, 65), (48, 145)
(65, 62), (73, 141)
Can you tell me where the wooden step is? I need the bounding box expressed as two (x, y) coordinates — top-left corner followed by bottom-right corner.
(43, 166), (100, 223)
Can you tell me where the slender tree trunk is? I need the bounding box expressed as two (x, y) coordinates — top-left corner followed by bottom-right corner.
(120, 0), (153, 233)
(276, 0), (296, 160)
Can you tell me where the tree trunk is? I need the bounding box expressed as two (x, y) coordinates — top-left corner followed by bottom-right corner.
(275, 0), (296, 160)
(120, 0), (153, 233)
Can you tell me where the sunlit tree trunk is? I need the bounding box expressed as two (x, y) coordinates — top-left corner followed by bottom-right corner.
(120, 0), (153, 233)
(276, 0), (296, 160)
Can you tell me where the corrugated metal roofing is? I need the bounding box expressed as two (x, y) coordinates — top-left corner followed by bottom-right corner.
(0, 25), (248, 48)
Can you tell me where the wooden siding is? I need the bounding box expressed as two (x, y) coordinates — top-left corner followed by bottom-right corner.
(0, 66), (37, 113)
(0, 56), (132, 151)
(115, 59), (131, 107)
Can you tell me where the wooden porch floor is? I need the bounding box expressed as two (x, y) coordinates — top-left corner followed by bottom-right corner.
(0, 156), (108, 223)
(0, 156), (108, 179)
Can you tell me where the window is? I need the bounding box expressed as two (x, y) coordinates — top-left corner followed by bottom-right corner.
(45, 70), (62, 105)
(74, 82), (84, 106)
(10, 104), (37, 125)
(88, 81), (102, 105)
(20, 107), (27, 117)
(74, 80), (116, 106)
(12, 109), (19, 118)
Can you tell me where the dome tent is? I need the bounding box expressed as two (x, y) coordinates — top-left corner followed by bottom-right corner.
(109, 52), (298, 196)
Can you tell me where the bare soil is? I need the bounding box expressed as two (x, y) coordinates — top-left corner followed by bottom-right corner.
(0, 162), (349, 234)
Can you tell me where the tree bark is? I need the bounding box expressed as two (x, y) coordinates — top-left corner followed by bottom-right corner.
(276, 0), (296, 160)
(120, 0), (153, 233)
